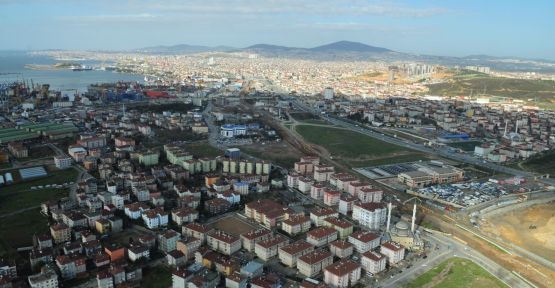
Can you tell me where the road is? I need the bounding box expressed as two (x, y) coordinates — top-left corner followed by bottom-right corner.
(381, 231), (532, 288)
(290, 99), (553, 183)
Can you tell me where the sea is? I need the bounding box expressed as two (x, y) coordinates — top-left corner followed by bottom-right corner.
(0, 51), (143, 93)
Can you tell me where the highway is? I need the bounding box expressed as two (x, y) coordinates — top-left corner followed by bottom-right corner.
(290, 99), (552, 182)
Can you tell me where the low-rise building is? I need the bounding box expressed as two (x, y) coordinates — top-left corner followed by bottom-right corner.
(361, 251), (386, 274)
(56, 254), (86, 279)
(297, 249), (334, 277)
(28, 268), (58, 288)
(329, 240), (354, 259)
(254, 234), (290, 261)
(380, 241), (405, 265)
(171, 207), (198, 225)
(348, 231), (380, 253)
(128, 245), (150, 262)
(281, 215), (311, 236)
(183, 223), (214, 244)
(310, 207), (338, 227)
(142, 208), (169, 229)
(323, 259), (361, 288)
(240, 229), (272, 252)
(50, 223), (71, 244)
(278, 240), (314, 268)
(207, 230), (241, 256)
(158, 230), (180, 253)
(322, 217), (353, 239)
(306, 227), (338, 247)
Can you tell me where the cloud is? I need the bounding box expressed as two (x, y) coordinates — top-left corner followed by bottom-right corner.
(61, 13), (159, 22)
(80, 0), (448, 18)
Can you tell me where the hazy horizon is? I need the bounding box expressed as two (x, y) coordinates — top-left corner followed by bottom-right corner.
(1, 0), (554, 60)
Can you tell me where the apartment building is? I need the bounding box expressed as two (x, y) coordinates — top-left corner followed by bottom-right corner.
(323, 259), (361, 288)
(240, 229), (272, 252)
(50, 223), (71, 244)
(142, 208), (169, 229)
(329, 240), (354, 259)
(183, 223), (214, 244)
(348, 231), (381, 253)
(323, 190), (341, 206)
(254, 235), (290, 261)
(281, 215), (311, 236)
(207, 230), (241, 256)
(171, 207), (198, 225)
(245, 199), (296, 229)
(310, 183), (326, 200)
(56, 254), (86, 279)
(352, 202), (386, 230)
(361, 251), (386, 274)
(310, 207), (338, 227)
(297, 249), (333, 277)
(158, 230), (180, 253)
(306, 227), (338, 247)
(380, 241), (406, 265)
(278, 240), (314, 267)
(322, 217), (354, 239)
(338, 195), (357, 215)
(357, 188), (383, 203)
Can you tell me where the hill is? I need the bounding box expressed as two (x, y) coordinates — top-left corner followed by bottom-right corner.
(310, 40), (391, 53)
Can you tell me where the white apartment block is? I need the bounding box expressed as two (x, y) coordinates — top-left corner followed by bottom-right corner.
(352, 202), (386, 230)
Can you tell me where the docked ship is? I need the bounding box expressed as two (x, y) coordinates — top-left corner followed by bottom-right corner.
(71, 65), (93, 71)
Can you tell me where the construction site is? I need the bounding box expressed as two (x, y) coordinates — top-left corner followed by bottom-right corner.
(481, 201), (555, 263)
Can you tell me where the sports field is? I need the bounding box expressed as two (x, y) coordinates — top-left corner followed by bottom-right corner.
(405, 257), (508, 288)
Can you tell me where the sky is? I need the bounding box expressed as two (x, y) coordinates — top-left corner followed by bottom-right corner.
(0, 0), (554, 60)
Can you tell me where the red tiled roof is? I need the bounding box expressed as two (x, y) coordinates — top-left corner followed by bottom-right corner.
(349, 231), (379, 243)
(324, 259), (360, 276)
(279, 240), (313, 255)
(307, 227), (337, 239)
(298, 249), (332, 265)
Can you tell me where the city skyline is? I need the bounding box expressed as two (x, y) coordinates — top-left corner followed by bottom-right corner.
(1, 0), (554, 60)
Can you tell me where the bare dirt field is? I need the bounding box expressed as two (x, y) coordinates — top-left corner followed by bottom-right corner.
(484, 202), (555, 262)
(208, 214), (261, 237)
(241, 141), (303, 168)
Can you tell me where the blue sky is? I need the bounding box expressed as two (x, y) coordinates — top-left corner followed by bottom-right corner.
(0, 0), (553, 59)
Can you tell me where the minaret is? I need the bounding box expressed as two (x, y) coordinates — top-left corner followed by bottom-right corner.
(386, 202), (392, 233)
(411, 202), (417, 232)
(503, 121), (508, 138)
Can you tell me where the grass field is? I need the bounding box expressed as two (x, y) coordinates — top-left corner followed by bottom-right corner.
(289, 112), (318, 121)
(405, 257), (508, 288)
(0, 188), (68, 216)
(447, 141), (482, 152)
(241, 141), (302, 168)
(0, 209), (49, 256)
(186, 142), (223, 157)
(7, 167), (78, 193)
(518, 150), (555, 175)
(296, 125), (407, 158)
(426, 75), (555, 104)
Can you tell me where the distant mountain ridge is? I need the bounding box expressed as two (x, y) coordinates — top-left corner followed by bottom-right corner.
(132, 41), (555, 73)
(137, 41), (393, 55)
